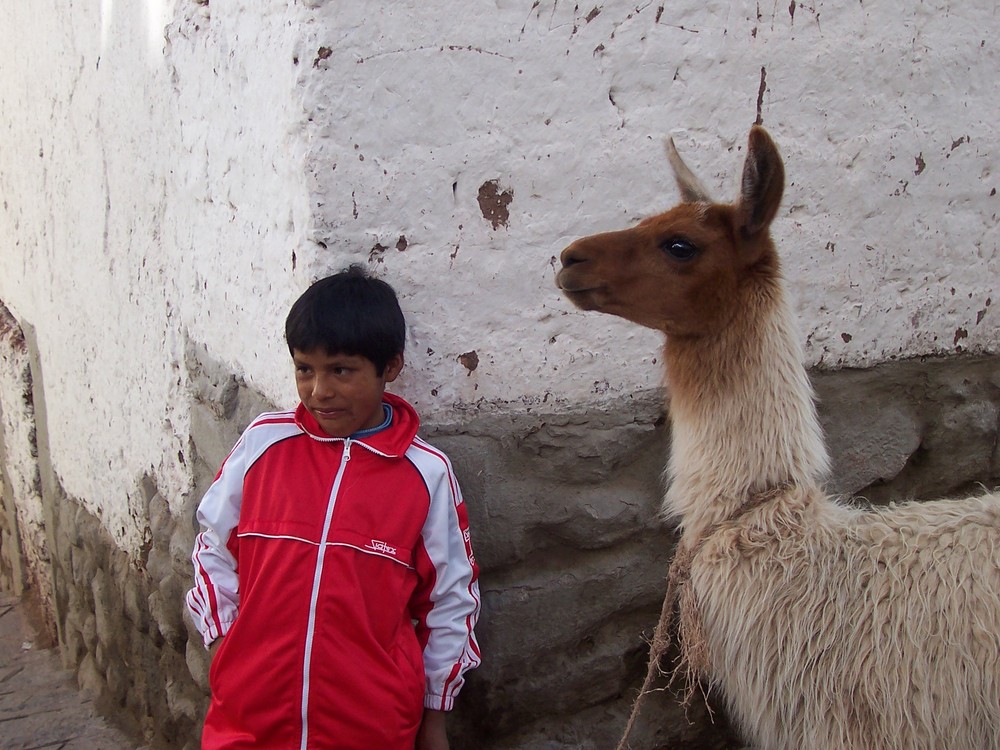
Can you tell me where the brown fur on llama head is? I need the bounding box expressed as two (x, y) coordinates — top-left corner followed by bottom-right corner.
(557, 126), (785, 338)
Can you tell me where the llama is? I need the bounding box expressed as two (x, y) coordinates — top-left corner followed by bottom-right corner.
(556, 125), (1000, 750)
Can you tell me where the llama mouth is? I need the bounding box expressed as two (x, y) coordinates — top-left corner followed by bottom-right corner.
(556, 269), (601, 294)
(560, 287), (603, 311)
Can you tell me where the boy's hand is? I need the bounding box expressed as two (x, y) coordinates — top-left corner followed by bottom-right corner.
(208, 638), (222, 663)
(415, 709), (448, 750)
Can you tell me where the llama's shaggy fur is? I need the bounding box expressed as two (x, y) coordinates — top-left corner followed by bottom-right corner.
(556, 126), (1000, 749)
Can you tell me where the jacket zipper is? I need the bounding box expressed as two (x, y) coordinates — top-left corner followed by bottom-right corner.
(299, 438), (351, 750)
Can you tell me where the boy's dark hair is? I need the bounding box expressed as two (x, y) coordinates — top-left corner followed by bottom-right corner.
(285, 265), (406, 374)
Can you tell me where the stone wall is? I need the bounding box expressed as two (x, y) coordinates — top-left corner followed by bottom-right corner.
(8, 332), (994, 749)
(0, 303), (29, 598)
(0, 306), (54, 633)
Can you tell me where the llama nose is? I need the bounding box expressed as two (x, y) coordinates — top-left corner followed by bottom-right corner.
(560, 242), (588, 268)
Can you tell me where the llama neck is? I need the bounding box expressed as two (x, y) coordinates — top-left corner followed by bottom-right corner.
(662, 273), (829, 537)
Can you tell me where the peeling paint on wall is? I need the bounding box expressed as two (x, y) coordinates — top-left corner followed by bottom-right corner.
(976, 299), (992, 324)
(458, 350), (480, 374)
(313, 46), (332, 67)
(477, 180), (513, 230)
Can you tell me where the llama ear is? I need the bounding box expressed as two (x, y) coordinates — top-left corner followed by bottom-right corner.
(736, 126), (785, 238)
(666, 136), (713, 204)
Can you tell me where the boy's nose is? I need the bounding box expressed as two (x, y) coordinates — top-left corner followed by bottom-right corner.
(312, 374), (336, 400)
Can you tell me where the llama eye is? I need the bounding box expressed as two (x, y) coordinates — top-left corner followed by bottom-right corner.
(661, 238), (700, 261)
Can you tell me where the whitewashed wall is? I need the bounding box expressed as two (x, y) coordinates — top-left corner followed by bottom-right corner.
(0, 0), (997, 559)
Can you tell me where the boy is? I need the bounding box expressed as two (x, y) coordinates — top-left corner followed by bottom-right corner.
(185, 266), (481, 750)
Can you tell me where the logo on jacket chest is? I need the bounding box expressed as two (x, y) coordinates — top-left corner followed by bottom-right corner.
(365, 539), (398, 556)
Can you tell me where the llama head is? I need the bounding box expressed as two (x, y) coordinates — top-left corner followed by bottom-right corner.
(556, 126), (786, 336)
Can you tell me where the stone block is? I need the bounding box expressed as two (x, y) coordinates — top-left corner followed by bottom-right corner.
(170, 519), (197, 577)
(94, 640), (107, 672)
(77, 652), (104, 697)
(80, 612), (98, 653)
(146, 545), (172, 587)
(185, 637), (211, 694)
(62, 618), (86, 665)
(105, 656), (129, 708)
(149, 578), (187, 651)
(816, 357), (1000, 503)
(91, 569), (118, 647)
(433, 425), (668, 573)
(148, 491), (172, 545)
(166, 676), (203, 725)
(189, 405), (238, 482)
(534, 481), (667, 551)
(925, 399), (998, 487)
(471, 538), (675, 731)
(185, 340), (241, 421)
(156, 644), (202, 740)
(123, 573), (151, 634)
(816, 370), (922, 496)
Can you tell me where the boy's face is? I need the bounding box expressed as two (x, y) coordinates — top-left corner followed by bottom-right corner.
(293, 349), (403, 438)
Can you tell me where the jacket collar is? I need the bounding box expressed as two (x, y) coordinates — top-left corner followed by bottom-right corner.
(294, 391), (420, 458)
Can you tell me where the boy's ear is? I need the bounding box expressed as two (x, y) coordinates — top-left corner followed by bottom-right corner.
(383, 353), (404, 383)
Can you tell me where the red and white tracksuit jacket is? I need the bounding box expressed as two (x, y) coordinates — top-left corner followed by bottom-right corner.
(185, 392), (481, 749)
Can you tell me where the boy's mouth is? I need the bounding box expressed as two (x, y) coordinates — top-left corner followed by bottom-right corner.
(313, 407), (345, 418)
